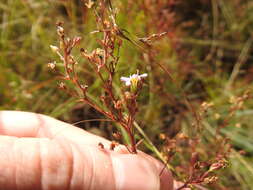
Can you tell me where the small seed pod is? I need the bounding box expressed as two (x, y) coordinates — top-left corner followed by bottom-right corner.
(47, 61), (56, 70)
(110, 141), (119, 151)
(58, 82), (67, 90)
(112, 132), (122, 140)
(57, 26), (64, 37)
(50, 45), (59, 53)
(114, 100), (122, 110)
(98, 142), (104, 149)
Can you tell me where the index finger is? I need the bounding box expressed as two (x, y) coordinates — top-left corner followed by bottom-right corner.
(0, 111), (110, 146)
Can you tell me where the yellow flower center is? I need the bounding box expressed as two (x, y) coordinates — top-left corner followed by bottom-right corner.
(130, 77), (139, 86)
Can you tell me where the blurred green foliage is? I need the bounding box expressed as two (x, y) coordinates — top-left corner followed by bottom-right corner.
(1, 0), (253, 189)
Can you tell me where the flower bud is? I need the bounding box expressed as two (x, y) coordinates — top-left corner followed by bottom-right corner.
(50, 45), (59, 53)
(47, 61), (56, 69)
(57, 26), (64, 36)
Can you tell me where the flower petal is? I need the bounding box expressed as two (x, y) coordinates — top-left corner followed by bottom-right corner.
(120, 77), (130, 82)
(140, 73), (148, 78)
(126, 81), (131, 86)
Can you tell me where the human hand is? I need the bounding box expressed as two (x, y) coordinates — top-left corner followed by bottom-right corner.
(0, 111), (173, 190)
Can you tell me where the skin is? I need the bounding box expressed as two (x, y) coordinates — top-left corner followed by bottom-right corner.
(0, 111), (173, 190)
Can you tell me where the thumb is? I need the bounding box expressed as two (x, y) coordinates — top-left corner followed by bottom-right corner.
(111, 152), (173, 190)
(0, 135), (173, 190)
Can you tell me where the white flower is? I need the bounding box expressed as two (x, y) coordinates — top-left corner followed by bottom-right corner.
(120, 72), (148, 86)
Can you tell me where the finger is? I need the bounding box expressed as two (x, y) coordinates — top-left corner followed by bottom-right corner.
(0, 135), (75, 190)
(111, 152), (173, 190)
(0, 135), (173, 190)
(0, 111), (110, 146)
(0, 134), (120, 190)
(133, 152), (174, 190)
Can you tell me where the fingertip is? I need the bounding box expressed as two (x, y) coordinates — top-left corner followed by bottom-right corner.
(159, 166), (174, 190)
(111, 154), (161, 190)
(137, 153), (174, 190)
(0, 111), (42, 137)
(0, 111), (111, 147)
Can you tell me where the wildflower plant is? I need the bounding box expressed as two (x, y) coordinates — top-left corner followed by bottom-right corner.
(48, 0), (149, 154)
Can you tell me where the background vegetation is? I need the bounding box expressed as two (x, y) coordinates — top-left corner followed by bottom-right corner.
(1, 0), (253, 189)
